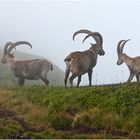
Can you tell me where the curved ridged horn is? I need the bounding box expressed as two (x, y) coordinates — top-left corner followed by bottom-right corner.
(7, 41), (32, 53)
(73, 29), (99, 44)
(82, 32), (103, 45)
(120, 39), (130, 54)
(4, 42), (13, 54)
(117, 40), (125, 55)
(73, 29), (92, 41)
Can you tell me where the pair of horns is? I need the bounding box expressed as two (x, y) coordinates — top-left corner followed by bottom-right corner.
(117, 39), (130, 55)
(4, 41), (32, 54)
(73, 29), (103, 46)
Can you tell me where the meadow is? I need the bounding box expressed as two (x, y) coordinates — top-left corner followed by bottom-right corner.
(0, 83), (140, 138)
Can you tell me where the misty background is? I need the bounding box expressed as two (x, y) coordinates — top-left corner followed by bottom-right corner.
(0, 0), (140, 85)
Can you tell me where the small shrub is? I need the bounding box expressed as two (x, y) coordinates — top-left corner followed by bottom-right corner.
(48, 113), (73, 130)
(134, 116), (140, 133)
(73, 109), (104, 130)
(102, 112), (121, 131)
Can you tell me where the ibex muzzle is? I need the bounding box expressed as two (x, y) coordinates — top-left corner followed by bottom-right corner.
(98, 48), (105, 56)
(117, 55), (124, 65)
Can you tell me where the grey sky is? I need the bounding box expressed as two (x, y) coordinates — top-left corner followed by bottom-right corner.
(0, 0), (140, 85)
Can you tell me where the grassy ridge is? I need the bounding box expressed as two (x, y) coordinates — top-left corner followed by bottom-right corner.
(0, 83), (140, 138)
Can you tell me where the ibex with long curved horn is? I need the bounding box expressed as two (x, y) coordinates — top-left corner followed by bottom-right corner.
(117, 39), (140, 82)
(1, 41), (53, 86)
(64, 29), (105, 87)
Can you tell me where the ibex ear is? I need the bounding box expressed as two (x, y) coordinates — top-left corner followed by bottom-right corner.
(90, 43), (94, 46)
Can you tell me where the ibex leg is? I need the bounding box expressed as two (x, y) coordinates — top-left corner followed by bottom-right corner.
(69, 74), (77, 87)
(136, 74), (139, 82)
(88, 70), (93, 86)
(64, 69), (70, 87)
(127, 73), (134, 82)
(77, 75), (82, 87)
(41, 79), (49, 85)
(41, 73), (49, 86)
(41, 77), (49, 85)
(18, 78), (25, 86)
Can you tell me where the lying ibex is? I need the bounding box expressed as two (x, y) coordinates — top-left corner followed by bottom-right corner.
(64, 29), (105, 87)
(117, 39), (140, 82)
(1, 41), (53, 86)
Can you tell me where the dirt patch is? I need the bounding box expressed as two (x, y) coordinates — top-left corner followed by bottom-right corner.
(0, 109), (44, 138)
(66, 125), (138, 138)
(63, 125), (130, 137)
(0, 109), (44, 132)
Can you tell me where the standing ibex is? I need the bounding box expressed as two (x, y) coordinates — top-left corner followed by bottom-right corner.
(1, 41), (53, 86)
(117, 39), (140, 82)
(64, 29), (105, 87)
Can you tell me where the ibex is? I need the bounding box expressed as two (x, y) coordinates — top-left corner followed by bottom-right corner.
(1, 41), (53, 86)
(117, 39), (140, 82)
(64, 29), (105, 87)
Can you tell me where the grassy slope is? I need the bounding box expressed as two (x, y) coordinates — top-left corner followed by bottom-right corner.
(0, 83), (140, 138)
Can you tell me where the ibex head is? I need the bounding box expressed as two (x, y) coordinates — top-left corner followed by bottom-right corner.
(73, 29), (105, 56)
(83, 32), (105, 56)
(117, 39), (130, 65)
(1, 41), (32, 63)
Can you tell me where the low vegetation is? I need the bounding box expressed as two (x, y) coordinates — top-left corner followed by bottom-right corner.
(0, 82), (140, 138)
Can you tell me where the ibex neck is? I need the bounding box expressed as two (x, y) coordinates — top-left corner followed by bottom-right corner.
(8, 58), (16, 63)
(89, 45), (98, 53)
(123, 53), (133, 68)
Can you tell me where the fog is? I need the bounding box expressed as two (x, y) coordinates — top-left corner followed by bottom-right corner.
(0, 0), (140, 85)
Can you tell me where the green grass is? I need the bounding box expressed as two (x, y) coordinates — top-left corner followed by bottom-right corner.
(0, 83), (140, 138)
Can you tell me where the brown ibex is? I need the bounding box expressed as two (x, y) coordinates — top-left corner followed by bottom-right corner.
(1, 41), (53, 86)
(64, 29), (105, 87)
(117, 39), (140, 82)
